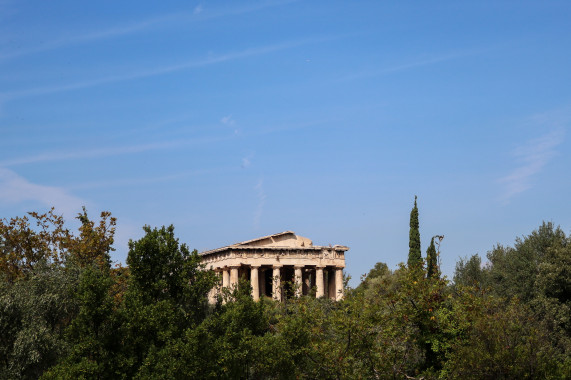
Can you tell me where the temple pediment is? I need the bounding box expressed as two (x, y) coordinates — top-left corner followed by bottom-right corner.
(200, 231), (341, 256)
(235, 231), (313, 248)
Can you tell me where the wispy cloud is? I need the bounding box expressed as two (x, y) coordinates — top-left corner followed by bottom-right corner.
(0, 167), (85, 217)
(193, 4), (204, 15)
(338, 48), (487, 82)
(68, 168), (225, 191)
(221, 115), (235, 126)
(499, 128), (565, 202)
(0, 135), (232, 167)
(241, 152), (255, 169)
(199, 0), (299, 19)
(253, 178), (267, 229)
(0, 16), (170, 62)
(3, 36), (330, 101)
(0, 0), (299, 63)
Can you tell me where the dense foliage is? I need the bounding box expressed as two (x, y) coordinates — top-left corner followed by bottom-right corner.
(1, 209), (570, 379)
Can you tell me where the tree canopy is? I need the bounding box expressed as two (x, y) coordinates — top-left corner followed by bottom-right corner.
(1, 208), (570, 379)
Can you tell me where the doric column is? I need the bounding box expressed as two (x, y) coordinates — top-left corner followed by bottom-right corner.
(316, 266), (324, 298)
(328, 268), (336, 300)
(272, 265), (282, 301)
(222, 268), (230, 288)
(335, 267), (344, 301)
(294, 266), (303, 297)
(230, 266), (239, 287)
(251, 266), (260, 301)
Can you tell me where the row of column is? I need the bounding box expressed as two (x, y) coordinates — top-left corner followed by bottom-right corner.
(220, 265), (344, 301)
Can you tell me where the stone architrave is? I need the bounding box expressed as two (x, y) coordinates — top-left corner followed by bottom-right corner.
(200, 231), (348, 303)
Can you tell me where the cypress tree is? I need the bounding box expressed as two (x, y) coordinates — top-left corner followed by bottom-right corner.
(408, 196), (422, 267)
(426, 236), (438, 278)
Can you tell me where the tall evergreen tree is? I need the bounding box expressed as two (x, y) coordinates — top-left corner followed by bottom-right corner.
(426, 237), (438, 278)
(408, 196), (422, 267)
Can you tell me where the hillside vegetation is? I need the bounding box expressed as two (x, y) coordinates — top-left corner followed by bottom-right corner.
(1, 207), (570, 379)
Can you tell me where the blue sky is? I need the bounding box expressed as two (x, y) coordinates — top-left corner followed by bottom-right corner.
(1, 1), (570, 285)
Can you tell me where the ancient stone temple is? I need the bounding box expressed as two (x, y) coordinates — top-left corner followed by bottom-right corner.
(201, 231), (349, 302)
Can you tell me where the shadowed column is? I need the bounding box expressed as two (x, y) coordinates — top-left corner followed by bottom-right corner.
(328, 267), (336, 300)
(260, 268), (266, 297)
(303, 269), (311, 296)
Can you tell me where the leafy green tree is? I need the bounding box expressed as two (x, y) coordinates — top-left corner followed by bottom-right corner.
(357, 264), (450, 377)
(126, 225), (214, 314)
(41, 267), (124, 380)
(0, 208), (116, 379)
(533, 241), (571, 364)
(442, 294), (563, 379)
(486, 222), (566, 302)
(135, 280), (271, 379)
(408, 196), (422, 268)
(0, 262), (79, 379)
(355, 261), (390, 292)
(453, 254), (486, 289)
(248, 286), (379, 379)
(121, 225), (217, 377)
(452, 222), (571, 375)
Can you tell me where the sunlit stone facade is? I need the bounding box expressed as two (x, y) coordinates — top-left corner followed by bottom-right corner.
(201, 231), (349, 302)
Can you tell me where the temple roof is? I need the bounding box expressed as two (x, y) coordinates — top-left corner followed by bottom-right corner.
(200, 231), (348, 256)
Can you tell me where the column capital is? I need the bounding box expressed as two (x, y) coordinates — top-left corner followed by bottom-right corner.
(272, 264), (283, 268)
(294, 265), (305, 269)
